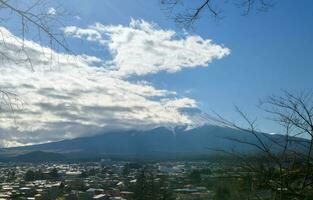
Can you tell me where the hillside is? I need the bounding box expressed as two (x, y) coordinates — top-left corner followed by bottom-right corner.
(1, 125), (303, 162)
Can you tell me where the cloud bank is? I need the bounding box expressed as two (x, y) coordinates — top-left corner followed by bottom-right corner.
(0, 19), (229, 147)
(63, 19), (230, 76)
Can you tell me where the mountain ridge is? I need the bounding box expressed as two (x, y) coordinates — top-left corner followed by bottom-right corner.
(0, 125), (306, 161)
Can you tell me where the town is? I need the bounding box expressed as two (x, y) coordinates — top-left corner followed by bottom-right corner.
(0, 159), (255, 200)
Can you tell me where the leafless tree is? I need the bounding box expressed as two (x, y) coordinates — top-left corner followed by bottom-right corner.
(160, 0), (274, 28)
(0, 0), (70, 114)
(0, 89), (23, 120)
(0, 0), (70, 62)
(207, 91), (313, 199)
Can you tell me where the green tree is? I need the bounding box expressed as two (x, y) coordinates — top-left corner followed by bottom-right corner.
(159, 176), (175, 200)
(25, 170), (35, 181)
(133, 169), (149, 200)
(133, 168), (174, 200)
(49, 168), (59, 179)
(214, 185), (231, 200)
(188, 170), (201, 184)
(122, 164), (130, 177)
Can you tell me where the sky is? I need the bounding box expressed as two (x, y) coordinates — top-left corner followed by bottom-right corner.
(0, 0), (312, 147)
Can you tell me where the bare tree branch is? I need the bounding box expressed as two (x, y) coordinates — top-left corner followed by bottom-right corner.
(161, 0), (274, 28)
(205, 91), (313, 199)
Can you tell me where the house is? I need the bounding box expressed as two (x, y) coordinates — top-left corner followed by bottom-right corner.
(93, 194), (109, 200)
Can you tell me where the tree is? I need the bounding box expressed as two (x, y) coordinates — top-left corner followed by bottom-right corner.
(0, 89), (22, 118)
(160, 0), (274, 28)
(0, 0), (70, 58)
(159, 175), (175, 200)
(0, 0), (69, 116)
(49, 168), (59, 179)
(132, 167), (174, 200)
(209, 91), (313, 199)
(25, 169), (35, 181)
(122, 164), (131, 177)
(214, 184), (231, 200)
(7, 170), (16, 181)
(133, 169), (150, 200)
(188, 170), (201, 184)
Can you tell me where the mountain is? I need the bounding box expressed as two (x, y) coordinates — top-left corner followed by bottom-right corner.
(14, 151), (67, 162)
(0, 125), (306, 161)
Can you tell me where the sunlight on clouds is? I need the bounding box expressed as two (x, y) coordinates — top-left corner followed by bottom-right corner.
(62, 26), (106, 45)
(63, 19), (230, 76)
(0, 26), (203, 147)
(0, 19), (230, 147)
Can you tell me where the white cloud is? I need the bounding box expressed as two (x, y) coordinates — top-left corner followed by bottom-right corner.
(47, 7), (56, 15)
(62, 26), (106, 45)
(63, 19), (230, 76)
(0, 26), (200, 147)
(0, 19), (230, 147)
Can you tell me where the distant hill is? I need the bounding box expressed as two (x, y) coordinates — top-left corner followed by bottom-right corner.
(14, 151), (67, 163)
(0, 125), (307, 161)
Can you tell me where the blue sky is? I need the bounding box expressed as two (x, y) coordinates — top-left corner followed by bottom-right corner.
(58, 0), (313, 131)
(0, 0), (312, 146)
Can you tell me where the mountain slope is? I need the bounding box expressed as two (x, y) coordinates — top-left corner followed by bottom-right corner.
(2, 125), (297, 160)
